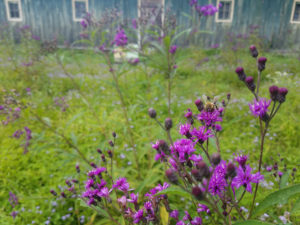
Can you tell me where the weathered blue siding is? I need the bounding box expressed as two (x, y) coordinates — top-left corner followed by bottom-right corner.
(0, 0), (299, 48)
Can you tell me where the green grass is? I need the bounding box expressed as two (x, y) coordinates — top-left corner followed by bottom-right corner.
(0, 47), (299, 224)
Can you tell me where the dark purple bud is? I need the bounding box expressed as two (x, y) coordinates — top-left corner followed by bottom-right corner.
(235, 67), (246, 81)
(226, 163), (236, 178)
(97, 148), (102, 154)
(112, 132), (116, 138)
(293, 168), (297, 172)
(192, 186), (204, 200)
(269, 85), (279, 101)
(108, 140), (114, 147)
(65, 180), (72, 187)
(101, 154), (106, 162)
(158, 140), (170, 154)
(165, 169), (178, 184)
(90, 162), (97, 168)
(258, 57), (267, 71)
(249, 45), (258, 57)
(211, 153), (221, 166)
(165, 118), (173, 130)
(195, 99), (204, 111)
(227, 93), (231, 101)
(191, 169), (202, 181)
(72, 179), (79, 183)
(76, 164), (80, 173)
(60, 192), (66, 198)
(278, 87), (288, 103)
(245, 76), (256, 92)
(196, 161), (210, 178)
(108, 150), (113, 158)
(50, 190), (57, 196)
(148, 108), (157, 118)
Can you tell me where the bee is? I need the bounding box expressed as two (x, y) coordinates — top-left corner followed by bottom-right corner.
(202, 95), (220, 112)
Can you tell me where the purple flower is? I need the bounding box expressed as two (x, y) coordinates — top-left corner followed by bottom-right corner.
(189, 0), (198, 6)
(266, 166), (272, 172)
(170, 210), (179, 219)
(179, 123), (191, 137)
(177, 221), (185, 225)
(198, 110), (222, 127)
(249, 98), (271, 118)
(113, 178), (129, 192)
(169, 45), (177, 54)
(234, 154), (248, 167)
(132, 19), (137, 29)
(170, 139), (195, 163)
(114, 28), (128, 47)
(80, 20), (88, 29)
(133, 209), (144, 223)
(85, 179), (94, 189)
(97, 187), (111, 198)
(128, 193), (138, 204)
(183, 211), (192, 221)
(232, 165), (264, 193)
(9, 192), (18, 208)
(198, 4), (218, 16)
(11, 211), (18, 219)
(145, 182), (169, 197)
(189, 154), (203, 162)
(88, 167), (106, 177)
(13, 130), (24, 139)
(208, 161), (228, 196)
(191, 126), (213, 144)
(191, 217), (202, 225)
(197, 204), (210, 214)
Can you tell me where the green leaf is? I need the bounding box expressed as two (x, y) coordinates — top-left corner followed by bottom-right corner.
(252, 184), (300, 217)
(279, 171), (289, 189)
(291, 197), (300, 214)
(154, 186), (191, 199)
(233, 220), (273, 225)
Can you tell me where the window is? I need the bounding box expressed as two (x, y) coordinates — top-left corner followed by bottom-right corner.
(291, 0), (300, 23)
(72, 0), (89, 22)
(5, 0), (22, 22)
(216, 0), (234, 23)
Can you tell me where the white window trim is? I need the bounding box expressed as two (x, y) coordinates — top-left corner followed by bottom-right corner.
(72, 0), (89, 22)
(215, 0), (234, 23)
(290, 0), (300, 24)
(5, 0), (23, 22)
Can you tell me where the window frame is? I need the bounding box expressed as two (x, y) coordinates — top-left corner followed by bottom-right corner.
(5, 0), (23, 22)
(72, 0), (89, 22)
(290, 0), (300, 24)
(215, 0), (234, 23)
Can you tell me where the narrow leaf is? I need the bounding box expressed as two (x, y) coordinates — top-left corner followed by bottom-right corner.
(233, 220), (273, 225)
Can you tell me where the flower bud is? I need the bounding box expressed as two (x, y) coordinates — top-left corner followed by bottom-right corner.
(108, 150), (113, 158)
(196, 161), (210, 178)
(101, 154), (106, 162)
(278, 87), (288, 103)
(97, 149), (102, 154)
(235, 67), (246, 81)
(211, 153), (221, 166)
(226, 163), (236, 178)
(50, 190), (57, 196)
(108, 140), (114, 147)
(90, 162), (97, 168)
(75, 164), (80, 173)
(165, 118), (173, 130)
(165, 169), (178, 184)
(192, 186), (204, 200)
(61, 192), (66, 198)
(72, 179), (79, 183)
(158, 140), (170, 154)
(148, 108), (157, 118)
(191, 169), (202, 181)
(195, 99), (204, 111)
(269, 85), (279, 101)
(227, 93), (231, 101)
(112, 131), (116, 138)
(249, 45), (258, 58)
(258, 57), (267, 71)
(65, 180), (72, 187)
(245, 76), (256, 92)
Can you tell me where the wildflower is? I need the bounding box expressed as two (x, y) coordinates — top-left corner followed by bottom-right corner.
(269, 85), (279, 101)
(231, 165), (264, 193)
(13, 130), (24, 139)
(179, 123), (192, 138)
(165, 118), (173, 130)
(249, 98), (271, 119)
(196, 161), (210, 178)
(249, 45), (258, 57)
(226, 162), (237, 178)
(113, 178), (129, 192)
(245, 76), (256, 92)
(197, 204), (210, 214)
(235, 67), (246, 81)
(198, 4), (218, 16)
(189, 0), (198, 6)
(189, 154), (203, 162)
(211, 153), (221, 166)
(191, 217), (202, 225)
(191, 126), (213, 144)
(114, 28), (128, 47)
(11, 211), (18, 219)
(258, 57), (267, 71)
(197, 110), (222, 127)
(208, 161), (228, 196)
(129, 58), (140, 65)
(128, 193), (138, 204)
(98, 187), (111, 198)
(169, 45), (177, 54)
(195, 99), (204, 111)
(132, 19), (137, 29)
(148, 108), (157, 118)
(171, 139), (195, 163)
(80, 20), (88, 29)
(165, 168), (178, 184)
(133, 209), (144, 223)
(278, 87), (288, 103)
(234, 154), (248, 167)
(9, 192), (18, 208)
(170, 210), (179, 219)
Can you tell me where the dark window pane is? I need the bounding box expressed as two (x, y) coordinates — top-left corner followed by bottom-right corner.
(293, 3), (300, 21)
(9, 2), (20, 18)
(75, 1), (87, 19)
(218, 1), (232, 20)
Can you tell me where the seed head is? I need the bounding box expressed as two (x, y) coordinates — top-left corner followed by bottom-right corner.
(165, 118), (173, 130)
